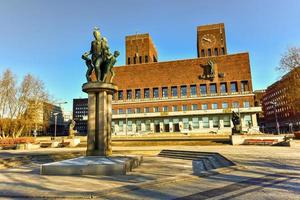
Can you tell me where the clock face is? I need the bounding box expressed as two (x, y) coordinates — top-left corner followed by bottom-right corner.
(201, 34), (216, 48)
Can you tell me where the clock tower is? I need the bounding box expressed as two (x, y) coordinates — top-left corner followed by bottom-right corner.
(197, 23), (227, 58)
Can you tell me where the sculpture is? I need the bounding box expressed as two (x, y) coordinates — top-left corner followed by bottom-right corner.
(69, 120), (76, 138)
(231, 111), (242, 134)
(199, 60), (215, 81)
(82, 27), (119, 83)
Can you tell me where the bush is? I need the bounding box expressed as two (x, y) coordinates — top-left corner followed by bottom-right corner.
(0, 137), (36, 147)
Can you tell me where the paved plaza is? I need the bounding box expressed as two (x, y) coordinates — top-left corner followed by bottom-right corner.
(0, 145), (300, 199)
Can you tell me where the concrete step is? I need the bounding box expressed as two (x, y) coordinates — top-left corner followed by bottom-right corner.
(157, 149), (234, 175)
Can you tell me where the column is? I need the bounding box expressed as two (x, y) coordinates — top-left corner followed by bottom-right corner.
(87, 93), (96, 155)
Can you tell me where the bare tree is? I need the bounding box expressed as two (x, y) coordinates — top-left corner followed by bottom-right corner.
(277, 47), (300, 73)
(0, 69), (49, 138)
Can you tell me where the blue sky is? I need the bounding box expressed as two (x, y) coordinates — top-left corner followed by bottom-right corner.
(0, 0), (299, 112)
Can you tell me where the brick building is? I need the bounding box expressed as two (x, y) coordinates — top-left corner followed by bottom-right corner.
(262, 67), (300, 133)
(74, 23), (261, 135)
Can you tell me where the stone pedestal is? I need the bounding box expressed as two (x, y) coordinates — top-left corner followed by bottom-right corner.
(82, 82), (117, 156)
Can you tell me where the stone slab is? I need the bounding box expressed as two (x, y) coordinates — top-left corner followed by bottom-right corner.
(40, 155), (142, 176)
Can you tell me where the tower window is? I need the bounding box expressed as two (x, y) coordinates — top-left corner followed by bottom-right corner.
(201, 49), (205, 57)
(208, 49), (212, 56)
(127, 57), (131, 65)
(214, 48), (218, 56)
(221, 47), (225, 55)
(139, 56), (142, 63)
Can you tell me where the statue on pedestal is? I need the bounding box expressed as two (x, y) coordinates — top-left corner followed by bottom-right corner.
(81, 28), (119, 156)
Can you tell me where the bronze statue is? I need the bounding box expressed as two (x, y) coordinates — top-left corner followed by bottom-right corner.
(231, 111), (241, 134)
(82, 27), (119, 83)
(199, 60), (215, 81)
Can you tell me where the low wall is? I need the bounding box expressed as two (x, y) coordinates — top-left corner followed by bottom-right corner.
(231, 134), (285, 145)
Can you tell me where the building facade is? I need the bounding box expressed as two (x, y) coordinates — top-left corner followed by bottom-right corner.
(74, 23), (261, 135)
(262, 67), (300, 133)
(73, 98), (88, 134)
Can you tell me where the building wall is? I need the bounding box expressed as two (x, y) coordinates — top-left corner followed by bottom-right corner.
(262, 67), (300, 133)
(125, 33), (158, 65)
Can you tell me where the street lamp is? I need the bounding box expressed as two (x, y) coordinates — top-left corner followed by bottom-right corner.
(53, 112), (58, 139)
(270, 101), (280, 135)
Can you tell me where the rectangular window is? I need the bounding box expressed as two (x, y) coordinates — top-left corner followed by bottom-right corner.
(243, 101), (250, 108)
(230, 82), (238, 93)
(172, 105), (178, 111)
(210, 83), (217, 94)
(144, 88), (150, 98)
(190, 85), (197, 96)
(163, 106), (168, 112)
(127, 120), (132, 131)
(182, 105), (188, 111)
(118, 91), (123, 100)
(241, 80), (249, 92)
(220, 83), (227, 93)
(171, 86), (178, 97)
(144, 107), (150, 113)
(118, 120), (124, 131)
(180, 85), (187, 97)
(154, 107), (159, 112)
(222, 102), (228, 109)
(214, 48), (218, 56)
(232, 101), (239, 108)
(244, 115), (252, 127)
(200, 84), (207, 95)
(145, 55), (148, 63)
(223, 116), (231, 127)
(202, 117), (209, 128)
(118, 109), (124, 114)
(127, 57), (131, 65)
(221, 47), (225, 55)
(133, 56), (136, 64)
(127, 90), (132, 99)
(162, 87), (168, 98)
(208, 49), (212, 56)
(213, 116), (219, 128)
(192, 104), (198, 110)
(139, 56), (142, 63)
(201, 49), (205, 57)
(212, 103), (218, 109)
(153, 88), (159, 98)
(202, 104), (208, 110)
(145, 119), (151, 131)
(135, 89), (141, 99)
(183, 118), (189, 129)
(136, 120), (142, 131)
(135, 108), (141, 113)
(192, 117), (199, 129)
(112, 109), (115, 114)
(127, 108), (132, 114)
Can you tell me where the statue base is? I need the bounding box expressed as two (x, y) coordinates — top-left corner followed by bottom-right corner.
(82, 82), (118, 156)
(41, 155), (143, 176)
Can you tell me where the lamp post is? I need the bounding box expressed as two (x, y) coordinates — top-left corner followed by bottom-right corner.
(270, 101), (280, 135)
(53, 112), (58, 139)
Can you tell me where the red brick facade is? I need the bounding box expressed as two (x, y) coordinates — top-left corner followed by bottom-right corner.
(262, 67), (300, 133)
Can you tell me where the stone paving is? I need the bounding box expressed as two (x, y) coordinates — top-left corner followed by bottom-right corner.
(0, 145), (300, 199)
